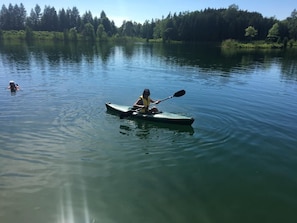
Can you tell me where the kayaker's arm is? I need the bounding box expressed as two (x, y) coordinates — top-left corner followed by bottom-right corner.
(133, 98), (146, 109)
(151, 99), (160, 104)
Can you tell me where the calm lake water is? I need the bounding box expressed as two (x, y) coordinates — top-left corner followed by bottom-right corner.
(1, 41), (297, 223)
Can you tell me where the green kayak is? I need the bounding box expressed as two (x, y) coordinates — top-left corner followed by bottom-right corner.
(106, 103), (194, 125)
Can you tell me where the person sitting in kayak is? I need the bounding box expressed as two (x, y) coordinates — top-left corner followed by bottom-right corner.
(8, 80), (20, 92)
(133, 89), (160, 114)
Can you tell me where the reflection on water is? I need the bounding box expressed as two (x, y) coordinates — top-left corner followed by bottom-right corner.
(119, 121), (194, 139)
(119, 120), (195, 137)
(1, 41), (297, 81)
(117, 117), (194, 138)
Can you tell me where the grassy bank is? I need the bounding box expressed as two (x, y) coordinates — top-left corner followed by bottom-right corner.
(1, 30), (64, 41)
(221, 39), (297, 49)
(0, 30), (180, 44)
(0, 30), (147, 43)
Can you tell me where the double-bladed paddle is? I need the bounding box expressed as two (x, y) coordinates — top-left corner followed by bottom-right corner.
(120, 89), (186, 119)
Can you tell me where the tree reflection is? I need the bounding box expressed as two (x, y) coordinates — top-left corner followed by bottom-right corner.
(1, 41), (297, 82)
(281, 49), (297, 81)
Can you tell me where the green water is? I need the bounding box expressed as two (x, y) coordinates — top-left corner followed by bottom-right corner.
(0, 41), (297, 223)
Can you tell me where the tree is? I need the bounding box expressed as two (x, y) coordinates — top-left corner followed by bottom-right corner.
(68, 7), (81, 30)
(121, 21), (135, 36)
(153, 19), (165, 39)
(245, 26), (258, 40)
(99, 11), (115, 36)
(69, 27), (77, 41)
(162, 15), (177, 41)
(35, 4), (41, 20)
(82, 11), (93, 25)
(287, 9), (297, 40)
(58, 8), (69, 31)
(26, 5), (41, 30)
(14, 3), (26, 30)
(228, 4), (239, 11)
(82, 22), (95, 41)
(40, 6), (58, 31)
(141, 20), (155, 40)
(267, 23), (280, 42)
(0, 3), (26, 30)
(0, 5), (10, 30)
(96, 23), (107, 40)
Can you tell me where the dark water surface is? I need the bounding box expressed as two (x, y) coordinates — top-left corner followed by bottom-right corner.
(1, 41), (297, 223)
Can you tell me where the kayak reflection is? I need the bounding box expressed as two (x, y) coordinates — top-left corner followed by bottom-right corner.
(118, 118), (195, 137)
(106, 103), (195, 136)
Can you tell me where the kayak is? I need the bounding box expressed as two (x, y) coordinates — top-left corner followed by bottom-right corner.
(106, 103), (194, 125)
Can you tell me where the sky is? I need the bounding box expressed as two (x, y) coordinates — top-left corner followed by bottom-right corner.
(2, 0), (296, 27)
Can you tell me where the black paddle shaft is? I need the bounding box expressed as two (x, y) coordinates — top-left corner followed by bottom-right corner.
(158, 89), (186, 102)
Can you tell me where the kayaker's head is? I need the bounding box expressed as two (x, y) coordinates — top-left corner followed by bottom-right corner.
(9, 80), (16, 87)
(143, 89), (150, 98)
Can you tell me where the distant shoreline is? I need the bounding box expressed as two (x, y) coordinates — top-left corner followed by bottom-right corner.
(1, 30), (296, 50)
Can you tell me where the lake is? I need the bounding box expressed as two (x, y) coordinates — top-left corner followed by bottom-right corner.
(1, 41), (297, 223)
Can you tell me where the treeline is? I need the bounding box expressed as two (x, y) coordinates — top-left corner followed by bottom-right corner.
(0, 3), (296, 42)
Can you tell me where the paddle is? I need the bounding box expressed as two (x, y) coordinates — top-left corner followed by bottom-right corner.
(157, 89), (185, 103)
(120, 89), (186, 119)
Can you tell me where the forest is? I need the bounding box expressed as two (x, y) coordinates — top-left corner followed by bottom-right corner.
(0, 3), (297, 44)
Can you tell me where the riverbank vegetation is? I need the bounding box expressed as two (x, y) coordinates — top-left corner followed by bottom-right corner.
(0, 3), (296, 48)
(221, 39), (297, 49)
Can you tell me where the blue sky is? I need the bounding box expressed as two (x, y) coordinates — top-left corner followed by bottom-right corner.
(2, 0), (296, 26)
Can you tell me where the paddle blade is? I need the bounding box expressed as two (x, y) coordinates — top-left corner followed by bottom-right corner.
(173, 90), (186, 97)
